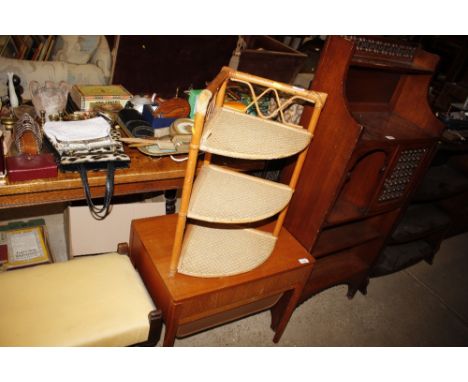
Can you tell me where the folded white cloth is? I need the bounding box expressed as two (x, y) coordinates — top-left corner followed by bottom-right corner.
(43, 116), (110, 142)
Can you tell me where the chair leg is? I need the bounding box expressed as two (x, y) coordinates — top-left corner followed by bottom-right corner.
(117, 242), (129, 255)
(146, 309), (163, 346)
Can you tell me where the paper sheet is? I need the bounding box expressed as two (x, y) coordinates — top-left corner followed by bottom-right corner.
(43, 116), (110, 141)
(7, 228), (45, 262)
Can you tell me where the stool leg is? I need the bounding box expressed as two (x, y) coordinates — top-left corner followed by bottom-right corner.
(271, 290), (292, 331)
(272, 286), (302, 343)
(162, 308), (180, 347)
(163, 322), (177, 347)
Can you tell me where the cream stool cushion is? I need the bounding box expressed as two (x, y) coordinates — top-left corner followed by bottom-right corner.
(0, 253), (155, 346)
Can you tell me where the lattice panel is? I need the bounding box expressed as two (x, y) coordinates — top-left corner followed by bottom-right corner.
(344, 36), (417, 61)
(378, 148), (428, 202)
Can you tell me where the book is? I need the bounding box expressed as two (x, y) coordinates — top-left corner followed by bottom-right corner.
(31, 40), (44, 61)
(39, 35), (51, 61)
(16, 35), (34, 59)
(41, 35), (55, 61)
(0, 221), (52, 270)
(0, 36), (17, 58)
(0, 36), (9, 53)
(70, 84), (133, 111)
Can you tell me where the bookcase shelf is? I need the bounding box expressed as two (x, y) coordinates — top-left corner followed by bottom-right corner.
(314, 218), (383, 258)
(325, 198), (366, 227)
(355, 112), (437, 141)
(300, 248), (368, 301)
(350, 56), (433, 74)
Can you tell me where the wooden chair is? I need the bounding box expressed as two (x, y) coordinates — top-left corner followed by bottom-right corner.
(169, 66), (327, 277)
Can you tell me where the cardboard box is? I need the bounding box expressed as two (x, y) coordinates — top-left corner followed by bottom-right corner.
(66, 202), (166, 258)
(142, 104), (176, 129)
(70, 84), (132, 111)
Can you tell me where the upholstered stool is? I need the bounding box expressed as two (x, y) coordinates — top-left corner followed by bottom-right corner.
(0, 253), (162, 346)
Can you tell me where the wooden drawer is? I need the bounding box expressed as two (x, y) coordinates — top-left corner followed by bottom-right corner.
(178, 266), (310, 321)
(177, 293), (282, 337)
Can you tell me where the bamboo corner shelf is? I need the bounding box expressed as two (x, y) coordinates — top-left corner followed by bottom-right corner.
(170, 66), (327, 278)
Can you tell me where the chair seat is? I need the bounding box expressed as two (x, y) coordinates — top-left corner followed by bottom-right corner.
(0, 253), (156, 346)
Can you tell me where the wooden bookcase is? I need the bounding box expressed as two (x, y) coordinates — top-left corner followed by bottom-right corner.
(282, 36), (446, 302)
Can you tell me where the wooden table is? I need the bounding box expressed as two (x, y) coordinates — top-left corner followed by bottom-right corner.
(0, 146), (263, 210)
(129, 214), (314, 346)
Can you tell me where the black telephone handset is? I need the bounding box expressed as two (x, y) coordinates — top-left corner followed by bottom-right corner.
(118, 108), (144, 125)
(117, 108), (154, 138)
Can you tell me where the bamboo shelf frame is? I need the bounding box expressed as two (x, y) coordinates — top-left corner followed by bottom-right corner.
(169, 66), (327, 277)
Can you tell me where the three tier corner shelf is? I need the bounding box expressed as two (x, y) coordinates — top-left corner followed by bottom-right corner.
(169, 66), (327, 278)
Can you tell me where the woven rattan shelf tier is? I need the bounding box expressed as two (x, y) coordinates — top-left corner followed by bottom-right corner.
(200, 107), (312, 160)
(177, 224), (277, 277)
(187, 164), (293, 223)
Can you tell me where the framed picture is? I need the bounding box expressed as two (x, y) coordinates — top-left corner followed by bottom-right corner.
(0, 226), (51, 270)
